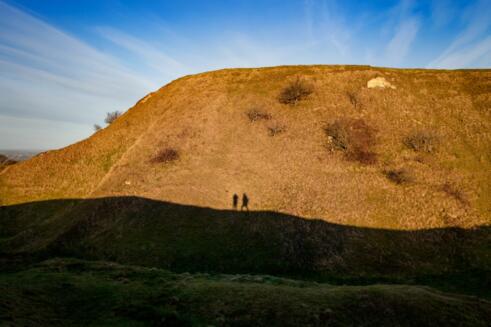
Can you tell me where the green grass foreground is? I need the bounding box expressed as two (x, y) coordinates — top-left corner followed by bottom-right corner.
(1, 258), (490, 326)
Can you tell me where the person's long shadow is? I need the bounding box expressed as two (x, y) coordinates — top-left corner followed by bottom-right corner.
(1, 196), (490, 297)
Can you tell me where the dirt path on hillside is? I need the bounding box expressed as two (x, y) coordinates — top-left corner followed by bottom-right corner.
(0, 165), (12, 176)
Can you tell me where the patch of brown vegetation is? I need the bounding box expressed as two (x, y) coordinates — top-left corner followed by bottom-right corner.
(150, 148), (179, 164)
(278, 77), (313, 105)
(246, 108), (272, 122)
(324, 118), (377, 165)
(404, 130), (439, 153)
(346, 91), (359, 109)
(267, 123), (286, 136)
(384, 168), (412, 185)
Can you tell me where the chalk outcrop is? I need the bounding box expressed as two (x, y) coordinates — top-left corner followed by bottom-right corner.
(367, 77), (396, 89)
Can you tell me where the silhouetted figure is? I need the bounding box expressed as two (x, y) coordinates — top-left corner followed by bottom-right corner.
(241, 193), (249, 211)
(232, 193), (239, 209)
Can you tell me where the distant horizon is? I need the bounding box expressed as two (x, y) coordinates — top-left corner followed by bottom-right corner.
(1, 0), (491, 150)
(0, 148), (45, 152)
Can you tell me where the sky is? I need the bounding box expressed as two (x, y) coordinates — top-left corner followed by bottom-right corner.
(1, 0), (490, 150)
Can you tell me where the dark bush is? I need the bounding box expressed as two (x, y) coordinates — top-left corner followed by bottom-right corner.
(324, 118), (377, 164)
(278, 77), (313, 105)
(324, 121), (350, 150)
(384, 168), (412, 185)
(105, 111), (122, 125)
(403, 130), (438, 153)
(348, 150), (377, 165)
(150, 148), (179, 164)
(247, 109), (272, 122)
(267, 123), (286, 136)
(93, 124), (102, 132)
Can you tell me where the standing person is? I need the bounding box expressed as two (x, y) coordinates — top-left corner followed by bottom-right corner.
(241, 193), (249, 211)
(232, 193), (239, 209)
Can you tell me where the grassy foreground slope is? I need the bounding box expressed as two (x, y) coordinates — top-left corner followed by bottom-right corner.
(1, 197), (490, 299)
(1, 258), (490, 327)
(1, 65), (490, 230)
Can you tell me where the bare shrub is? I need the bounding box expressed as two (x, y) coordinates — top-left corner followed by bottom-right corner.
(404, 130), (439, 153)
(150, 148), (179, 164)
(278, 77), (313, 105)
(247, 109), (272, 122)
(324, 121), (350, 150)
(384, 168), (412, 185)
(267, 123), (286, 136)
(324, 118), (377, 164)
(346, 91), (359, 109)
(441, 183), (469, 206)
(94, 124), (102, 132)
(105, 111), (122, 125)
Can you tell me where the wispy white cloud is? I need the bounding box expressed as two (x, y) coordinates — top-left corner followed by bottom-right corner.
(97, 27), (190, 79)
(379, 0), (416, 37)
(304, 0), (316, 45)
(302, 0), (351, 56)
(428, 0), (491, 68)
(372, 0), (420, 67)
(430, 0), (456, 28)
(212, 33), (298, 68)
(385, 17), (420, 66)
(431, 36), (491, 68)
(0, 1), (155, 127)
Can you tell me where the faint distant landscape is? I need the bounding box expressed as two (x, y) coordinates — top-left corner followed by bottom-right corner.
(0, 149), (42, 162)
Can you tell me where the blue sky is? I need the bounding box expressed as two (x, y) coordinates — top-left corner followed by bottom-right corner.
(1, 0), (490, 150)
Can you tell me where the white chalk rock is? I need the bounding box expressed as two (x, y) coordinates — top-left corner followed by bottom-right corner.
(367, 77), (396, 89)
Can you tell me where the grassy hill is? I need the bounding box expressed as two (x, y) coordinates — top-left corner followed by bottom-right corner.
(1, 65), (490, 229)
(1, 65), (491, 325)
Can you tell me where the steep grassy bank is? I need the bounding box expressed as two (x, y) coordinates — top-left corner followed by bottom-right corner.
(1, 258), (490, 326)
(1, 197), (490, 298)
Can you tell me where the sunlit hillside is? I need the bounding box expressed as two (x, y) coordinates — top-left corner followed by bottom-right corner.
(2, 65), (490, 230)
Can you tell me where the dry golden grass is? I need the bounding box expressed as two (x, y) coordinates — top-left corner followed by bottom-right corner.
(1, 65), (490, 230)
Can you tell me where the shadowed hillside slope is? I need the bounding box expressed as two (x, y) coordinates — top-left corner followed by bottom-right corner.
(1, 197), (490, 298)
(1, 258), (490, 327)
(1, 65), (490, 230)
